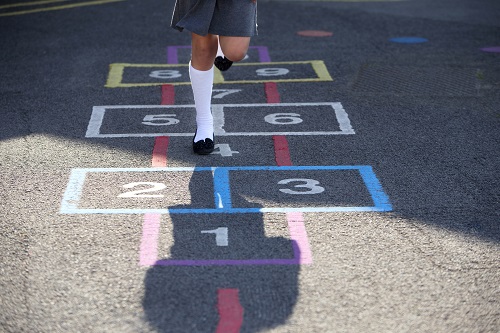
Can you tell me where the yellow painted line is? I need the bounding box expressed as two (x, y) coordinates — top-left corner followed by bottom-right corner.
(0, 0), (125, 17)
(311, 60), (333, 82)
(214, 67), (225, 84)
(106, 61), (333, 88)
(106, 63), (126, 89)
(0, 0), (69, 10)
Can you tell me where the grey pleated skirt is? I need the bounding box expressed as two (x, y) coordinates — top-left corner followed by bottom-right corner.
(171, 0), (258, 37)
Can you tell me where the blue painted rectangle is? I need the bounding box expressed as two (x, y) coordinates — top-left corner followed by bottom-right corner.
(213, 167), (232, 209)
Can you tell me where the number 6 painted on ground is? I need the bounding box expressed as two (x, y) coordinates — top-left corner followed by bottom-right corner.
(264, 113), (303, 125)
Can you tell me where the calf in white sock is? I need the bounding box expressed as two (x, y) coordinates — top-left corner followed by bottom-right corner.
(189, 62), (214, 154)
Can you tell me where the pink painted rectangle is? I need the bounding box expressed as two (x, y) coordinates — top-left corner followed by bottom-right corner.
(161, 84), (175, 105)
(287, 212), (312, 264)
(216, 288), (244, 333)
(273, 135), (293, 166)
(151, 136), (169, 167)
(265, 82), (280, 104)
(139, 213), (161, 266)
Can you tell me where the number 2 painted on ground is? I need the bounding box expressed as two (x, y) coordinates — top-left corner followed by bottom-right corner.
(118, 182), (166, 198)
(278, 178), (325, 195)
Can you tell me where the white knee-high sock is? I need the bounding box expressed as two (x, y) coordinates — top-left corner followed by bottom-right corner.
(189, 62), (214, 142)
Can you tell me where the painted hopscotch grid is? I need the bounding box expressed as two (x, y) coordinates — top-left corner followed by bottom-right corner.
(85, 102), (354, 138)
(140, 212), (312, 267)
(105, 61), (333, 87)
(60, 166), (392, 214)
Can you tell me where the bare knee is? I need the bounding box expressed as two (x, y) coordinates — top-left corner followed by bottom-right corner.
(219, 36), (251, 62)
(223, 49), (247, 62)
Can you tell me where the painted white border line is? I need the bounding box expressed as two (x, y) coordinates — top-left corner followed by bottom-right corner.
(85, 102), (355, 138)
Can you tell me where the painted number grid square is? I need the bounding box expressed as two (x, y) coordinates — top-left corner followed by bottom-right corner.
(157, 214), (294, 261)
(140, 212), (312, 267)
(105, 61), (332, 87)
(85, 103), (355, 138)
(60, 166), (392, 214)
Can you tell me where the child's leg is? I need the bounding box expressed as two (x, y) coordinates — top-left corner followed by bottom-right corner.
(214, 36), (251, 71)
(190, 33), (218, 144)
(218, 36), (251, 62)
(191, 33), (218, 70)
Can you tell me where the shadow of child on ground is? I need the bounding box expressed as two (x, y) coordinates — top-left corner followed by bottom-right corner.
(142, 168), (301, 332)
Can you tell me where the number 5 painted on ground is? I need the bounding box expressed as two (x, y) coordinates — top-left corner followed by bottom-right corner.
(142, 114), (180, 126)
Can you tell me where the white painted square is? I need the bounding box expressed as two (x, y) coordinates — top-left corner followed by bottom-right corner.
(85, 103), (354, 138)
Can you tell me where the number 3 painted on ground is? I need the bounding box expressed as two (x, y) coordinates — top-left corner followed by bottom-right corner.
(278, 178), (325, 195)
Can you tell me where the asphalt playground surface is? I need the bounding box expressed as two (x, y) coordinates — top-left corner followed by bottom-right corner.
(1, 0), (499, 332)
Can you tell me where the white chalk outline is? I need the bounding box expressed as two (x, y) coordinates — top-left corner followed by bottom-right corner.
(85, 103), (355, 138)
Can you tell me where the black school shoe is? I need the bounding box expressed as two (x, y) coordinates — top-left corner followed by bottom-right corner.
(214, 56), (233, 71)
(193, 135), (215, 155)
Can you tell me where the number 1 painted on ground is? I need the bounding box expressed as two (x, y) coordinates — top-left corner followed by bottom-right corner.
(201, 227), (229, 246)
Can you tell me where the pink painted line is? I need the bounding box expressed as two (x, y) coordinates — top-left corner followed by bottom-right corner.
(216, 289), (244, 333)
(152, 136), (169, 167)
(272, 122), (312, 264)
(161, 84), (175, 105)
(139, 213), (161, 266)
(139, 70), (175, 266)
(287, 212), (312, 264)
(273, 135), (292, 166)
(265, 82), (280, 103)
